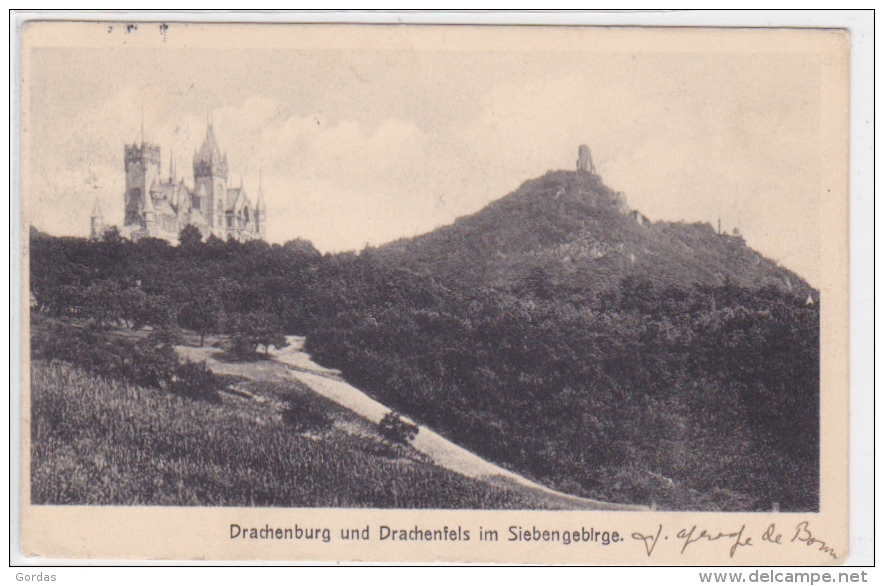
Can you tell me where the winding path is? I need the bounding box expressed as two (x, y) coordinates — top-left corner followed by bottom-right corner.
(179, 336), (645, 511)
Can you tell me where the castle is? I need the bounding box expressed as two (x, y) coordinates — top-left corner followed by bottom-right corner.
(91, 121), (266, 244)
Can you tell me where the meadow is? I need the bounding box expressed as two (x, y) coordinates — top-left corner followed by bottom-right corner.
(30, 358), (548, 509)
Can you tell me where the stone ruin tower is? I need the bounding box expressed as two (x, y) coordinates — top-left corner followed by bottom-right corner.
(576, 144), (596, 174)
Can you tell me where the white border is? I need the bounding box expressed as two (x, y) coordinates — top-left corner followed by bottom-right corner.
(6, 9), (874, 575)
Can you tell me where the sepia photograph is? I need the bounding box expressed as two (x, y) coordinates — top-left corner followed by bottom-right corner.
(16, 18), (851, 564)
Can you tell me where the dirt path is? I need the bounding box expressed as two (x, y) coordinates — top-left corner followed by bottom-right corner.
(179, 336), (645, 511)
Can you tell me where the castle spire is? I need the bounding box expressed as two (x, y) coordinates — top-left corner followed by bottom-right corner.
(257, 170), (266, 211)
(91, 199), (103, 219)
(140, 105), (145, 145)
(193, 119), (227, 179)
(169, 147), (175, 182)
(142, 188), (155, 214)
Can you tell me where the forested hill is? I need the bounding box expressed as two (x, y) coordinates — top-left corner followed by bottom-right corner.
(28, 166), (820, 512)
(380, 170), (815, 299)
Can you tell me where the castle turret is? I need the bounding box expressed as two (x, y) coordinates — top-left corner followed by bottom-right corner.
(577, 144), (596, 174)
(89, 200), (104, 240)
(256, 170), (266, 239)
(142, 184), (156, 229)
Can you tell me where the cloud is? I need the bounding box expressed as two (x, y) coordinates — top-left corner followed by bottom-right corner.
(24, 52), (822, 285)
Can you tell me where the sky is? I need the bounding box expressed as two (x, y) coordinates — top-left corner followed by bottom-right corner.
(23, 24), (826, 285)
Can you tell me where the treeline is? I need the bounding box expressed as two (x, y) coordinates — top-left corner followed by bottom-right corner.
(29, 226), (820, 511)
(306, 278), (819, 511)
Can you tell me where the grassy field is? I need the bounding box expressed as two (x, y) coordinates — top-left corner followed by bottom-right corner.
(30, 359), (549, 508)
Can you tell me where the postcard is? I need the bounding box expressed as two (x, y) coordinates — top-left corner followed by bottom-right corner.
(17, 20), (849, 564)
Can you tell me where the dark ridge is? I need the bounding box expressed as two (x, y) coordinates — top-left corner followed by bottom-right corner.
(379, 169), (815, 299)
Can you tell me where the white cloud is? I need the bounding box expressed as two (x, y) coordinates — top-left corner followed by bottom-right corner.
(25, 50), (822, 285)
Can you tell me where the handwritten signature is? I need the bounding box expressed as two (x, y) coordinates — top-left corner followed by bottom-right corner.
(632, 521), (836, 560)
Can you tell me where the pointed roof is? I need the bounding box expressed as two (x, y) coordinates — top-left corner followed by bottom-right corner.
(226, 187), (251, 213)
(193, 121), (229, 179)
(91, 200), (103, 219)
(234, 190), (249, 214)
(154, 198), (175, 216)
(142, 190), (155, 214)
(257, 170), (266, 211)
(195, 122), (222, 164)
(168, 181), (179, 207)
(177, 185), (192, 210)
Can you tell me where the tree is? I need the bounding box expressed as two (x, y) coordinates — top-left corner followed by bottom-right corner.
(101, 225), (124, 245)
(119, 287), (173, 330)
(178, 290), (223, 346)
(178, 224), (203, 248)
(379, 412), (419, 444)
(229, 311), (289, 357)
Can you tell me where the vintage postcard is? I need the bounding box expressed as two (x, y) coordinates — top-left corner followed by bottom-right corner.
(16, 20), (849, 564)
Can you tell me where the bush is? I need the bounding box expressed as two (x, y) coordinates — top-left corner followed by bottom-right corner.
(227, 312), (290, 357)
(124, 341), (178, 390)
(31, 318), (220, 403)
(281, 393), (333, 433)
(379, 412), (419, 444)
(144, 324), (185, 347)
(171, 360), (222, 403)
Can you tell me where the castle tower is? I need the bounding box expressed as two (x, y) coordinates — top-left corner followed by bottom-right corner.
(124, 137), (162, 227)
(89, 200), (104, 240)
(256, 169), (266, 239)
(193, 121), (228, 234)
(576, 144), (596, 174)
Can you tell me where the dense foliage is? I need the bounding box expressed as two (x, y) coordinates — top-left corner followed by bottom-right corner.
(31, 316), (222, 403)
(307, 278), (819, 510)
(379, 412), (420, 444)
(29, 222), (819, 510)
(31, 361), (549, 508)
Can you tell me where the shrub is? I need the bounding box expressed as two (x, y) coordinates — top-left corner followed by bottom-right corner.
(281, 393), (333, 433)
(124, 341), (178, 390)
(171, 360), (222, 403)
(144, 324), (185, 347)
(227, 312), (290, 357)
(31, 318), (220, 403)
(379, 412), (419, 444)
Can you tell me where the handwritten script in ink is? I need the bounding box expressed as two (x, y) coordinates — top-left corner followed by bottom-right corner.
(631, 521), (837, 560)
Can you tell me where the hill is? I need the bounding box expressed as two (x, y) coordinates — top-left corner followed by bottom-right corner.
(29, 317), (553, 509)
(28, 169), (820, 511)
(380, 170), (815, 299)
